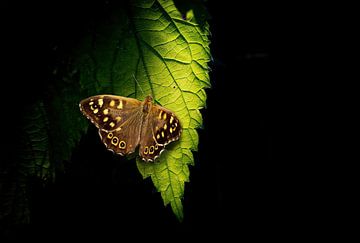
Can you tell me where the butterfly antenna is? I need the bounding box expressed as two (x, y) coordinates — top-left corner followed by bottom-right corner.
(133, 74), (145, 97)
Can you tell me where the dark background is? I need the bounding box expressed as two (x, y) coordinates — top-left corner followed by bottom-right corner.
(2, 0), (279, 240)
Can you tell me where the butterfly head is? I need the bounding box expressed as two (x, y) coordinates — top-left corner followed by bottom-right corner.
(142, 95), (153, 114)
(144, 95), (153, 103)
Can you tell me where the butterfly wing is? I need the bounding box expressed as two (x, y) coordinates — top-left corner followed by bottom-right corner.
(139, 105), (182, 162)
(79, 95), (142, 132)
(80, 94), (143, 156)
(98, 112), (142, 156)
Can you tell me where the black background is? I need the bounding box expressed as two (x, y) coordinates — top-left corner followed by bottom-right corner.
(2, 0), (280, 240)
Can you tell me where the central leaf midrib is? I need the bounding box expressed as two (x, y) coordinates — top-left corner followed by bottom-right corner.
(138, 39), (192, 126)
(165, 156), (178, 208)
(130, 2), (194, 128)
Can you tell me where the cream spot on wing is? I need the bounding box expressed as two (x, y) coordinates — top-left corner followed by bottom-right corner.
(93, 108), (99, 114)
(111, 136), (119, 146)
(103, 117), (109, 122)
(109, 100), (115, 107)
(164, 124), (167, 130)
(170, 127), (173, 133)
(117, 100), (123, 109)
(115, 116), (121, 122)
(157, 134), (160, 139)
(103, 109), (109, 115)
(149, 146), (154, 154)
(98, 98), (103, 107)
(163, 113), (167, 120)
(109, 122), (115, 128)
(161, 131), (165, 138)
(119, 141), (126, 149)
(158, 110), (163, 119)
(170, 116), (174, 124)
(89, 101), (94, 106)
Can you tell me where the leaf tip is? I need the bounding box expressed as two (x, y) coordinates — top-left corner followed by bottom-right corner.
(171, 198), (184, 222)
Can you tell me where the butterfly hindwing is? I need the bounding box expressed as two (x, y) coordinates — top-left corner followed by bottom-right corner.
(98, 111), (142, 156)
(79, 95), (142, 132)
(138, 114), (165, 162)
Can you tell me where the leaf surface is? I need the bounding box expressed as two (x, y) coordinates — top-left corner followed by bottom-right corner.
(132, 0), (210, 221)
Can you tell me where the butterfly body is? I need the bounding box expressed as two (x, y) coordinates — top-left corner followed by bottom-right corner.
(79, 95), (181, 162)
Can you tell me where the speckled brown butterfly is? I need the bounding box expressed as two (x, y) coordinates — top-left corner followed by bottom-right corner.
(79, 95), (181, 162)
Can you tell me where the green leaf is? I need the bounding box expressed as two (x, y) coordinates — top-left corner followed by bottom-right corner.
(0, 70), (87, 228)
(76, 0), (210, 221)
(132, 0), (211, 221)
(1, 101), (51, 228)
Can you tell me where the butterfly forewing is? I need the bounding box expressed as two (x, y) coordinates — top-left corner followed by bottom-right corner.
(79, 95), (142, 132)
(139, 105), (182, 162)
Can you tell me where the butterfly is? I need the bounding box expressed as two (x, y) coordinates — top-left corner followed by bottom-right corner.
(79, 95), (181, 162)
